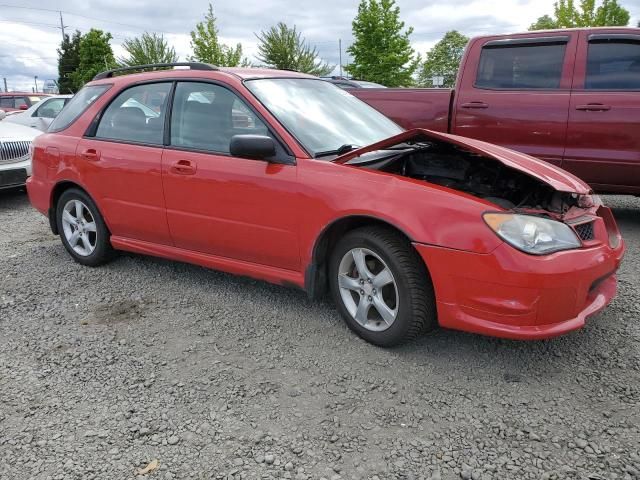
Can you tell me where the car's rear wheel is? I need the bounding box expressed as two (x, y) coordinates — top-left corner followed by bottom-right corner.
(329, 226), (437, 347)
(56, 189), (113, 266)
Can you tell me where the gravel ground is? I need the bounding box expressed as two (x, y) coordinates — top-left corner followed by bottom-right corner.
(0, 189), (638, 480)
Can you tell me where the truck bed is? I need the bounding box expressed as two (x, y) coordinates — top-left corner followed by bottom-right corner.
(351, 88), (453, 133)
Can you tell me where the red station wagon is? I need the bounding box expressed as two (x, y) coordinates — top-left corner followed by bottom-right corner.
(27, 63), (625, 346)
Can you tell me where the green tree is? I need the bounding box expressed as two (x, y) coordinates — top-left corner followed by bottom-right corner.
(190, 3), (249, 66)
(118, 32), (178, 67)
(418, 30), (468, 88)
(57, 29), (82, 93)
(346, 0), (419, 87)
(529, 14), (558, 30)
(255, 23), (333, 75)
(71, 29), (116, 86)
(529, 0), (630, 29)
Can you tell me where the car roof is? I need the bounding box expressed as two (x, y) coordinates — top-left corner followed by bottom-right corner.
(88, 67), (317, 87)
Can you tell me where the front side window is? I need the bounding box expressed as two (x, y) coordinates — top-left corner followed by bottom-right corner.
(476, 42), (567, 89)
(49, 85), (110, 132)
(586, 40), (640, 90)
(245, 78), (403, 156)
(170, 82), (270, 153)
(35, 98), (67, 118)
(96, 82), (171, 145)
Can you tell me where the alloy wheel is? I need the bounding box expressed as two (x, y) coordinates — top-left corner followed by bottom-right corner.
(337, 247), (399, 332)
(61, 199), (97, 257)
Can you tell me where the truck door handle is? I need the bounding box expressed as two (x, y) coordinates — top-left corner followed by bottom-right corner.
(80, 148), (100, 161)
(576, 103), (611, 111)
(461, 102), (489, 109)
(170, 159), (197, 175)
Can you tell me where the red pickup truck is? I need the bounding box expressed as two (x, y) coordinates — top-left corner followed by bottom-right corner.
(352, 27), (640, 195)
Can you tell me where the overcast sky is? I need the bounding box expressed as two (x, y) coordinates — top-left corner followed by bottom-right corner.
(1, 0), (638, 91)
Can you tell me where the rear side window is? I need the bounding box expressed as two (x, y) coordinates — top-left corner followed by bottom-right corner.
(0, 97), (12, 108)
(96, 82), (171, 145)
(586, 39), (640, 90)
(49, 85), (110, 132)
(476, 42), (567, 89)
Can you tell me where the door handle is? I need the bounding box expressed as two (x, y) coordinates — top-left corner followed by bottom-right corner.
(575, 103), (611, 111)
(461, 101), (489, 109)
(80, 148), (100, 161)
(170, 159), (197, 175)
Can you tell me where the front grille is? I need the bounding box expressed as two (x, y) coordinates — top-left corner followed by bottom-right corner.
(0, 141), (31, 163)
(574, 221), (595, 241)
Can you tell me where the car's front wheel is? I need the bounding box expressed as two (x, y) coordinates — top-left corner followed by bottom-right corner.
(329, 226), (437, 347)
(56, 188), (113, 266)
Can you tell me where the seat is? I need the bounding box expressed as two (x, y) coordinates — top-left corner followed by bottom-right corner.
(107, 107), (148, 142)
(180, 99), (234, 152)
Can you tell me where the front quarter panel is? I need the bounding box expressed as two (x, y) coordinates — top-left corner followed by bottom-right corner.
(298, 159), (503, 264)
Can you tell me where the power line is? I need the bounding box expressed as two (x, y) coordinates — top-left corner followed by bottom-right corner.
(0, 19), (61, 28)
(0, 3), (170, 34)
(0, 18), (129, 40)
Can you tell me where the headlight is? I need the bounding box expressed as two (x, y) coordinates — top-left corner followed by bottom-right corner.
(483, 213), (581, 255)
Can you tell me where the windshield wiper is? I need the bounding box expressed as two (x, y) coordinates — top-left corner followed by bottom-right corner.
(315, 144), (358, 158)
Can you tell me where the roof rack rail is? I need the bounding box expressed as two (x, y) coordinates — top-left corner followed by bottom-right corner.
(92, 62), (218, 81)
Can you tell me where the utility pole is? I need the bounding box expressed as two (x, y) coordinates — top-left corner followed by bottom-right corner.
(59, 11), (66, 42)
(3, 78), (7, 92)
(338, 39), (343, 77)
(34, 76), (38, 93)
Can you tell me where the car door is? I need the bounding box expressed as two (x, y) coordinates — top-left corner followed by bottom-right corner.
(161, 81), (301, 271)
(77, 81), (173, 245)
(564, 31), (640, 193)
(452, 34), (578, 166)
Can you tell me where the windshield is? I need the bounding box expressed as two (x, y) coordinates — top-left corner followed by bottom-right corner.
(245, 78), (403, 157)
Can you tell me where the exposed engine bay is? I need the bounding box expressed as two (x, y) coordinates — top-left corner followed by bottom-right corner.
(346, 140), (580, 214)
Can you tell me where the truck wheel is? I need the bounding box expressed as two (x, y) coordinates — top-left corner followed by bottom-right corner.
(329, 226), (437, 347)
(56, 188), (113, 267)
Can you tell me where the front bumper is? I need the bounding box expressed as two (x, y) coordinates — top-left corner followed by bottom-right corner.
(0, 157), (31, 189)
(414, 216), (624, 340)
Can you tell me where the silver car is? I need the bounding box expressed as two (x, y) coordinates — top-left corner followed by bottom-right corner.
(4, 95), (72, 132)
(0, 122), (42, 190)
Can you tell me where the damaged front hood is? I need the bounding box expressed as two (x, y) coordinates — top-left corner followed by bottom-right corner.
(331, 128), (590, 195)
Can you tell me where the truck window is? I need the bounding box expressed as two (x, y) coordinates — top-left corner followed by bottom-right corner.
(476, 42), (566, 89)
(586, 39), (640, 90)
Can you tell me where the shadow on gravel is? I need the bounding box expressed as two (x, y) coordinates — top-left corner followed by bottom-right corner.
(0, 187), (29, 210)
(611, 206), (640, 229)
(111, 248), (603, 375)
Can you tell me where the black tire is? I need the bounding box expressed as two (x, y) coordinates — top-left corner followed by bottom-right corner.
(56, 188), (113, 267)
(329, 226), (437, 347)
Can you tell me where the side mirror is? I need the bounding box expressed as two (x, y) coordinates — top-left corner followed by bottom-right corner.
(230, 134), (276, 160)
(19, 104), (29, 111)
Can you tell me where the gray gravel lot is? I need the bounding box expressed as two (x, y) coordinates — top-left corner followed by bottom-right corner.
(0, 189), (638, 480)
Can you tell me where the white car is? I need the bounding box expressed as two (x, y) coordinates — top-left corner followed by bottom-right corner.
(0, 122), (42, 190)
(4, 95), (72, 132)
